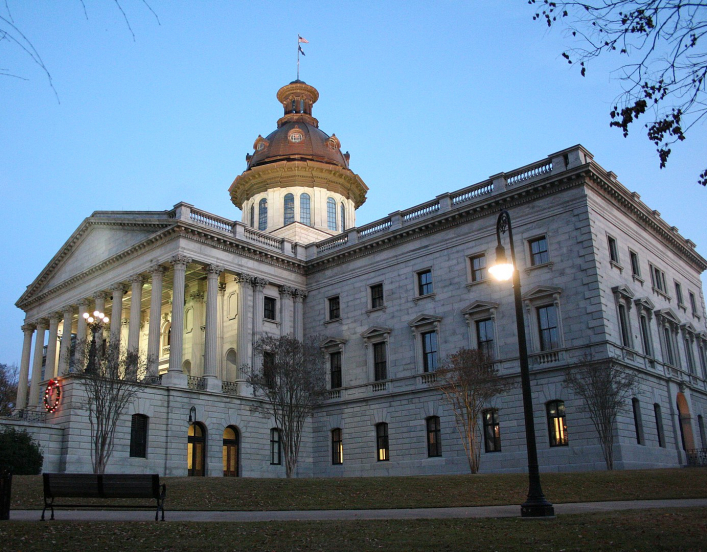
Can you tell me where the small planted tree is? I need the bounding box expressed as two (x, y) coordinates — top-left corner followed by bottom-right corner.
(242, 334), (326, 478)
(0, 426), (44, 474)
(74, 338), (148, 474)
(564, 357), (637, 470)
(437, 348), (514, 474)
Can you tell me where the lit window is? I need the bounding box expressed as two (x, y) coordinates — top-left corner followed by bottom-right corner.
(370, 284), (384, 309)
(608, 236), (619, 263)
(258, 198), (268, 231)
(264, 297), (276, 321)
(284, 193), (294, 225)
(300, 194), (311, 226)
(422, 331), (438, 372)
(529, 236), (548, 266)
(470, 254), (486, 282)
(417, 270), (433, 296)
(654, 404), (665, 448)
(330, 351), (342, 389)
(331, 428), (343, 465)
(223, 426), (239, 477)
(630, 250), (641, 277)
(483, 409), (501, 452)
(537, 305), (559, 351)
(328, 296), (340, 321)
(130, 414), (148, 458)
(547, 400), (568, 447)
(426, 416), (442, 457)
(270, 428), (281, 465)
(476, 318), (494, 359)
(632, 398), (644, 445)
(340, 203), (346, 232)
(327, 197), (337, 231)
(376, 423), (389, 461)
(373, 342), (387, 381)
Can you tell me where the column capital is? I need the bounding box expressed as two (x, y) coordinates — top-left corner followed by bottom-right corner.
(35, 318), (49, 330)
(21, 323), (36, 333)
(293, 289), (308, 302)
(94, 290), (109, 302)
(218, 282), (227, 293)
(170, 254), (192, 269)
(62, 305), (75, 316)
(203, 264), (225, 276)
(78, 298), (90, 308)
(279, 285), (296, 298)
(111, 283), (128, 294)
(234, 272), (254, 284)
(190, 291), (205, 303)
(129, 274), (146, 285)
(48, 312), (63, 323)
(150, 262), (168, 275)
(253, 277), (269, 290)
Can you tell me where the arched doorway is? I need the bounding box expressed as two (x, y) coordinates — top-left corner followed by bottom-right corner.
(677, 392), (695, 451)
(223, 426), (239, 477)
(188, 423), (206, 476)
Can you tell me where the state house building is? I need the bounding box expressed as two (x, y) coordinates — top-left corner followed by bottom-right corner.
(3, 80), (707, 477)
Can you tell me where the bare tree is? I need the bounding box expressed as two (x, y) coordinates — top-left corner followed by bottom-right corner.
(74, 337), (148, 474)
(530, 0), (707, 186)
(437, 349), (514, 474)
(242, 334), (327, 478)
(0, 363), (19, 416)
(564, 357), (637, 469)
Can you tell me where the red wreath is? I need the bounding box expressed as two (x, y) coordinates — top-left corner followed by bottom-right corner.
(44, 379), (61, 413)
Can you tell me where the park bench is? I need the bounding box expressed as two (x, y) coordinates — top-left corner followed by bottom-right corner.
(42, 473), (166, 521)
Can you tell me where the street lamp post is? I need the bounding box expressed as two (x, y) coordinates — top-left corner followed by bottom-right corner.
(83, 310), (110, 374)
(489, 210), (554, 518)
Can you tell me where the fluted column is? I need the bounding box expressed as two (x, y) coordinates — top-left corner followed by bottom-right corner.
(28, 319), (48, 408)
(217, 281), (226, 380)
(110, 283), (127, 346)
(235, 273), (254, 376)
(279, 286), (295, 336)
(252, 277), (268, 365)
(16, 324), (35, 411)
(58, 306), (74, 375)
(203, 264), (224, 392)
(45, 313), (61, 379)
(94, 291), (108, 351)
(293, 289), (307, 341)
(127, 275), (145, 352)
(74, 299), (89, 368)
(163, 255), (191, 388)
(147, 265), (167, 378)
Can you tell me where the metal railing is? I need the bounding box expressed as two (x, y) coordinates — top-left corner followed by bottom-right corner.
(5, 409), (47, 423)
(187, 376), (206, 391)
(222, 380), (240, 395)
(686, 448), (707, 467)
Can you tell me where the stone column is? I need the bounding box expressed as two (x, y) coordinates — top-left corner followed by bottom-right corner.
(93, 291), (108, 351)
(235, 273), (254, 375)
(217, 281), (226, 380)
(110, 283), (127, 347)
(58, 306), (74, 375)
(189, 290), (205, 375)
(45, 313), (62, 379)
(252, 277), (268, 364)
(147, 265), (167, 378)
(74, 299), (89, 368)
(279, 286), (295, 336)
(127, 275), (144, 352)
(28, 319), (48, 408)
(293, 289), (307, 341)
(203, 264), (224, 392)
(163, 255), (191, 388)
(16, 324), (35, 411)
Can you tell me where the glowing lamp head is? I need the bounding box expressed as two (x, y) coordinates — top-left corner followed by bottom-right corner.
(83, 312), (89, 320)
(489, 244), (514, 281)
(87, 316), (95, 323)
(94, 310), (100, 317)
(103, 317), (109, 324)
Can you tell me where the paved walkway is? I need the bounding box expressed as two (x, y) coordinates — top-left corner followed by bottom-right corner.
(9, 498), (707, 522)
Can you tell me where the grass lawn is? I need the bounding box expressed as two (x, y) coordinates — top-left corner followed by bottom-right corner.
(1, 508), (706, 551)
(9, 468), (707, 511)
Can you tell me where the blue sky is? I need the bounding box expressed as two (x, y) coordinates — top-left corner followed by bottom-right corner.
(1, 0), (705, 365)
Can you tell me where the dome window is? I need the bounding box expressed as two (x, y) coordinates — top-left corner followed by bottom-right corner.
(253, 135), (269, 152)
(328, 135), (341, 150)
(288, 127), (304, 143)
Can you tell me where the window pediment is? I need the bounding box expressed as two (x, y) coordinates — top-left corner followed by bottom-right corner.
(321, 337), (347, 351)
(408, 314), (442, 329)
(361, 326), (392, 340)
(681, 322), (697, 334)
(612, 285), (635, 301)
(655, 308), (680, 325)
(522, 285), (562, 302)
(634, 297), (655, 311)
(461, 301), (498, 317)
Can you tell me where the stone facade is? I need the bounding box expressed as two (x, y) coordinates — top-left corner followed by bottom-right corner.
(3, 82), (707, 478)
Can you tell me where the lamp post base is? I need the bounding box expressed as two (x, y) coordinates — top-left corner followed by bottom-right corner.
(521, 500), (555, 518)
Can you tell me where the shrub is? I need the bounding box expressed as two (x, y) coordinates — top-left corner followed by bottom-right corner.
(0, 427), (43, 474)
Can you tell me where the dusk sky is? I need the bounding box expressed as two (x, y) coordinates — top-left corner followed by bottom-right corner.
(1, 0), (705, 366)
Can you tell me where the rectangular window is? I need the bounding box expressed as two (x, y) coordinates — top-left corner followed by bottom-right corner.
(608, 236), (619, 263)
(640, 315), (652, 357)
(330, 351), (342, 389)
(537, 305), (559, 351)
(663, 327), (675, 366)
(654, 404), (665, 448)
(547, 400), (568, 447)
(618, 303), (631, 347)
(689, 291), (697, 316)
(470, 254), (486, 282)
(373, 342), (387, 381)
(529, 236), (549, 266)
(426, 417), (442, 457)
(483, 409), (501, 452)
(685, 338), (696, 374)
(630, 250), (641, 277)
(328, 296), (340, 320)
(699, 416), (706, 449)
(264, 296), (276, 321)
(331, 429), (343, 465)
(263, 352), (276, 389)
(651, 264), (667, 293)
(417, 270), (433, 296)
(370, 284), (384, 309)
(130, 414), (148, 458)
(376, 423), (389, 461)
(476, 318), (494, 359)
(700, 344), (707, 379)
(632, 398), (644, 445)
(422, 331), (438, 372)
(675, 282), (684, 306)
(270, 428), (281, 465)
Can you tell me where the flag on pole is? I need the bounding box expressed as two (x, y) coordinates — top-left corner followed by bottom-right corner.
(298, 45), (306, 56)
(298, 35), (309, 43)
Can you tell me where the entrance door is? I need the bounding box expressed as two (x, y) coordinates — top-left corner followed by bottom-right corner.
(188, 423), (206, 476)
(223, 426), (239, 477)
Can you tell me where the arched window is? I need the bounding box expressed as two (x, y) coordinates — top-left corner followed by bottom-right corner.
(340, 203), (346, 232)
(331, 428), (343, 465)
(258, 198), (268, 231)
(130, 414), (148, 458)
(188, 423), (206, 476)
(182, 359), (191, 376)
(250, 203), (255, 228)
(327, 197), (337, 231)
(225, 349), (238, 381)
(376, 423), (389, 461)
(284, 193), (294, 225)
(223, 426), (239, 477)
(300, 193), (311, 226)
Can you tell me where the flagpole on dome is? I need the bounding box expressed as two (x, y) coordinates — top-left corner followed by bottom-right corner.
(297, 35), (309, 81)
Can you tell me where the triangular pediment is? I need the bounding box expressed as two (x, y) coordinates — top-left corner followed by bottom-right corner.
(655, 308), (681, 325)
(522, 285), (562, 301)
(321, 337), (347, 349)
(361, 326), (392, 339)
(681, 322), (698, 334)
(461, 301), (499, 316)
(634, 297), (655, 310)
(612, 285), (635, 300)
(17, 213), (175, 307)
(408, 314), (442, 328)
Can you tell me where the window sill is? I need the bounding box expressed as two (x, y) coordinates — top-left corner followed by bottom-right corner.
(466, 280), (486, 289)
(324, 318), (342, 325)
(524, 261), (554, 275)
(632, 275), (644, 285)
(366, 306), (387, 315)
(413, 293), (436, 304)
(678, 303), (687, 313)
(263, 318), (280, 326)
(610, 260), (624, 273)
(652, 287), (671, 301)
